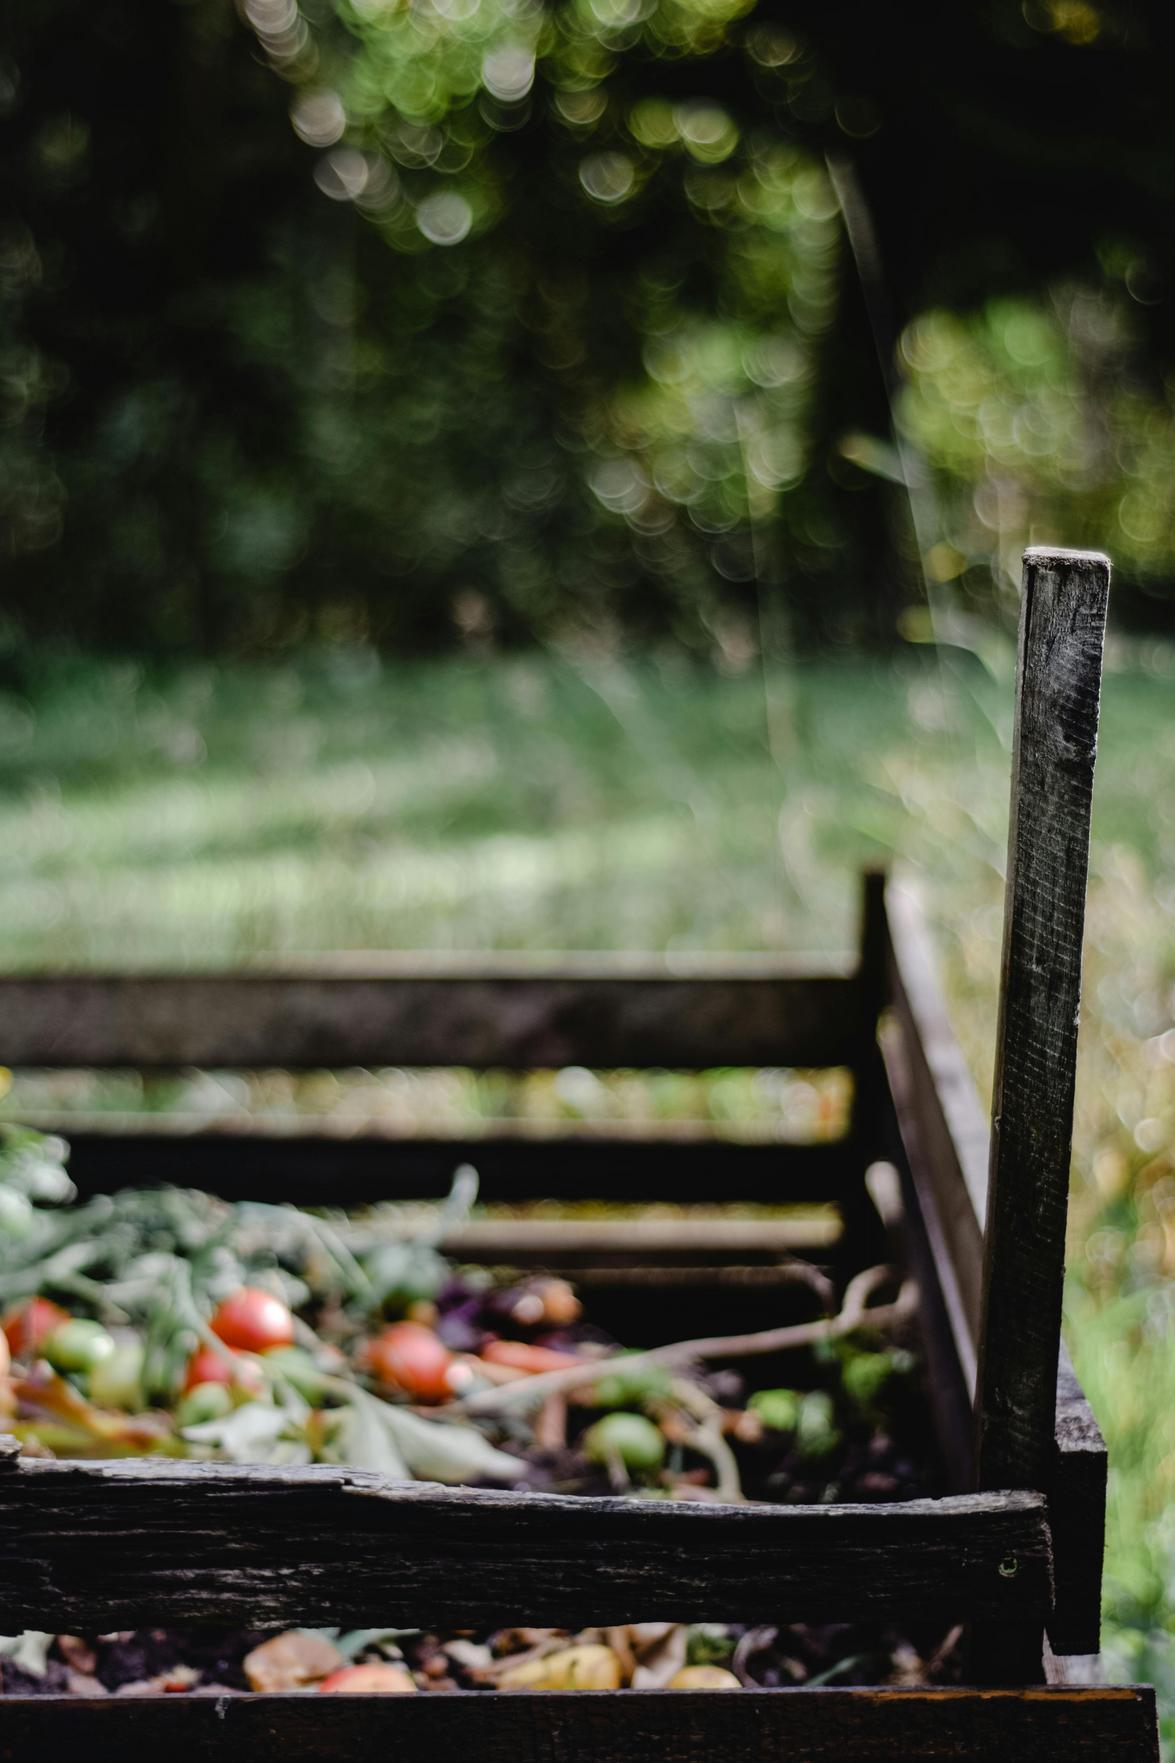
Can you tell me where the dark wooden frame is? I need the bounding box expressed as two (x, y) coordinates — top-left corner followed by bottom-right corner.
(0, 549), (1159, 1759)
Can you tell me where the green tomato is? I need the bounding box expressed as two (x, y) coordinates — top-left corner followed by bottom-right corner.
(583, 1411), (667, 1476)
(748, 1387), (803, 1433)
(262, 1345), (330, 1404)
(43, 1319), (116, 1376)
(591, 1356), (674, 1412)
(176, 1381), (234, 1427)
(795, 1390), (842, 1462)
(89, 1342), (146, 1411)
(841, 1349), (911, 1409)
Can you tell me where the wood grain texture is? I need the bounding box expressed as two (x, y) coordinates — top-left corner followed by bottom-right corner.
(0, 962), (857, 1072)
(883, 879), (988, 1393)
(1048, 1347), (1107, 1656)
(0, 1686), (1158, 1763)
(841, 869), (890, 1267)
(881, 879), (1107, 1655)
(22, 1112), (858, 1209)
(0, 1463), (1051, 1633)
(975, 550), (1110, 1498)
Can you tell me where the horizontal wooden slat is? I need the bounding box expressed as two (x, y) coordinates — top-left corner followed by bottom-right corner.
(0, 962), (858, 1072)
(882, 879), (1108, 1655)
(441, 1216), (839, 1263)
(0, 1686), (1159, 1763)
(15, 1112), (859, 1208)
(0, 1457), (1051, 1632)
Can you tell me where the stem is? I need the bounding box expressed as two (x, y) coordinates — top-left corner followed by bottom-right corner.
(452, 1266), (914, 1419)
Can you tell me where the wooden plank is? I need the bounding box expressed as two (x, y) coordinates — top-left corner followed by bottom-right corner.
(841, 869), (890, 1267)
(1049, 1346), (1107, 1656)
(440, 1216), (840, 1263)
(15, 1112), (859, 1208)
(1045, 1643), (1103, 1685)
(0, 963), (858, 1072)
(975, 549), (1110, 1497)
(881, 879), (1108, 1655)
(880, 1090), (976, 1495)
(971, 549), (1109, 1683)
(0, 1686), (1159, 1763)
(0, 1464), (1051, 1632)
(882, 879), (987, 1389)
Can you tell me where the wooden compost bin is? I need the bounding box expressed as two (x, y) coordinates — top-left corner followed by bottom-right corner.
(0, 550), (1161, 1761)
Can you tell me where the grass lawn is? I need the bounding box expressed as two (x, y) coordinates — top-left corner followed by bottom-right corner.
(0, 639), (1171, 1728)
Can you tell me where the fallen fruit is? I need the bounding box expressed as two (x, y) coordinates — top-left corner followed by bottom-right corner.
(667, 1666), (741, 1690)
(244, 1630), (345, 1692)
(366, 1321), (455, 1403)
(583, 1410), (666, 1476)
(3, 1297), (70, 1361)
(318, 1663), (417, 1694)
(43, 1319), (116, 1377)
(175, 1381), (234, 1426)
(747, 1387), (802, 1433)
(795, 1390), (842, 1461)
(210, 1289), (295, 1355)
(183, 1345), (266, 1398)
(499, 1645), (623, 1691)
(88, 1341), (145, 1411)
(842, 1348), (910, 1409)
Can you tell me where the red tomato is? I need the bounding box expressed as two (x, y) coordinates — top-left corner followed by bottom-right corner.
(183, 1346), (265, 1396)
(2, 1297), (70, 1361)
(480, 1339), (583, 1375)
(210, 1288), (295, 1355)
(318, 1663), (416, 1694)
(366, 1322), (455, 1403)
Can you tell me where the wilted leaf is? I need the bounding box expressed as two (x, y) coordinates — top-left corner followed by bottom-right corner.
(0, 1632), (55, 1678)
(332, 1399), (410, 1479)
(182, 1400), (293, 1462)
(376, 1403), (521, 1485)
(631, 1624), (688, 1688)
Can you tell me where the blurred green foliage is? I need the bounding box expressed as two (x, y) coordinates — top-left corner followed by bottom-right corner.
(4, 0), (1175, 652)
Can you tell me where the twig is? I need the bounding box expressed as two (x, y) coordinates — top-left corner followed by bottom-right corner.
(452, 1266), (915, 1418)
(667, 1377), (743, 1502)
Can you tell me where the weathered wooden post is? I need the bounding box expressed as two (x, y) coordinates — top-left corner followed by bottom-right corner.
(972, 547), (1111, 1678)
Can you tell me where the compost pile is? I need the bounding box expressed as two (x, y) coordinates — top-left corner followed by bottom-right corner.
(0, 1127), (958, 1697)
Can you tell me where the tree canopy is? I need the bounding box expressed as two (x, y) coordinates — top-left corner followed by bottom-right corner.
(3, 0), (1173, 653)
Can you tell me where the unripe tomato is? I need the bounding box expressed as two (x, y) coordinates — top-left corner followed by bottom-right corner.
(366, 1321), (455, 1403)
(183, 1346), (265, 1398)
(210, 1289), (295, 1355)
(3, 1297), (70, 1361)
(583, 1411), (666, 1476)
(176, 1381), (235, 1426)
(43, 1319), (116, 1376)
(318, 1663), (417, 1694)
(89, 1341), (146, 1411)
